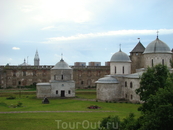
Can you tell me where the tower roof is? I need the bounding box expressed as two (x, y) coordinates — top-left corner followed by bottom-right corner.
(130, 41), (145, 53)
(19, 59), (30, 66)
(143, 37), (171, 54)
(110, 50), (131, 62)
(52, 59), (71, 70)
(34, 50), (40, 60)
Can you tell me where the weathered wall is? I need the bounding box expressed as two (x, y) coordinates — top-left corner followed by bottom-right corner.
(0, 66), (110, 88)
(96, 83), (120, 101)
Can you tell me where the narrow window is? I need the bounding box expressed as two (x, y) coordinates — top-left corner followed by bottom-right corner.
(131, 95), (133, 99)
(18, 81), (21, 85)
(122, 66), (124, 74)
(125, 81), (127, 87)
(23, 71), (26, 76)
(130, 82), (133, 88)
(54, 75), (56, 80)
(61, 75), (63, 80)
(162, 59), (164, 65)
(13, 71), (16, 77)
(115, 66), (116, 74)
(81, 81), (84, 85)
(56, 90), (58, 94)
(125, 94), (127, 98)
(68, 90), (71, 94)
(151, 59), (154, 67)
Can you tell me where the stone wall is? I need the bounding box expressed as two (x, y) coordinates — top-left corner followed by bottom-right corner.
(0, 65), (110, 88)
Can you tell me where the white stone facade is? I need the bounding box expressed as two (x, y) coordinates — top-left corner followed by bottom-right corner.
(36, 59), (75, 98)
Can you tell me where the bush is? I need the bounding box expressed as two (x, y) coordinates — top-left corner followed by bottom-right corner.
(6, 96), (16, 99)
(99, 115), (120, 130)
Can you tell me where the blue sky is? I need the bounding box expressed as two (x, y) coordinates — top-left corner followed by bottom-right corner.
(1, 0), (173, 66)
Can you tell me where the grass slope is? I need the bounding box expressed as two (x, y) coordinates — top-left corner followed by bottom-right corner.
(0, 90), (141, 130)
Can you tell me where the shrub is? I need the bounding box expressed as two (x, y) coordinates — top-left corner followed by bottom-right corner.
(99, 115), (120, 130)
(6, 96), (16, 100)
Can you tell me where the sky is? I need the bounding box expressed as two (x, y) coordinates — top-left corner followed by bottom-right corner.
(1, 0), (173, 66)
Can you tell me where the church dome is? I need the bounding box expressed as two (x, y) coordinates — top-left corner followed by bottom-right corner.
(95, 75), (119, 84)
(144, 37), (171, 54)
(52, 59), (71, 70)
(110, 50), (131, 62)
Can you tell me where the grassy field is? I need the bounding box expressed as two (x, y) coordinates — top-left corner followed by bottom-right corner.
(0, 89), (141, 130)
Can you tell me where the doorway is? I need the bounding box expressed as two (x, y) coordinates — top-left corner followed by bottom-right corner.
(61, 90), (65, 97)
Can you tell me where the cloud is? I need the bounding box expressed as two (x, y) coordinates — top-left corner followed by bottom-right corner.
(12, 47), (20, 50)
(41, 26), (55, 30)
(43, 29), (173, 43)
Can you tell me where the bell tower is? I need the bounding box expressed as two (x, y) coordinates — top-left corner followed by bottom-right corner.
(34, 50), (40, 66)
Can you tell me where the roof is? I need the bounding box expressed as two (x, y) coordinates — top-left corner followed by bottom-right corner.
(124, 71), (144, 79)
(34, 50), (40, 60)
(19, 59), (31, 66)
(52, 59), (71, 70)
(130, 41), (145, 53)
(37, 83), (50, 86)
(95, 75), (119, 84)
(144, 37), (171, 54)
(110, 50), (131, 62)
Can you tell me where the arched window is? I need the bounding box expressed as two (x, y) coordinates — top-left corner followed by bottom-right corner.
(151, 59), (154, 67)
(130, 82), (133, 88)
(54, 75), (56, 80)
(162, 59), (164, 65)
(131, 95), (133, 99)
(81, 81), (84, 85)
(61, 75), (63, 80)
(125, 81), (127, 87)
(122, 66), (124, 74)
(115, 66), (116, 74)
(56, 90), (58, 94)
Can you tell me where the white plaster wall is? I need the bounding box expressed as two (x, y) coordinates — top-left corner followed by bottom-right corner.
(50, 81), (75, 97)
(123, 78), (141, 102)
(96, 83), (120, 101)
(110, 62), (131, 75)
(144, 53), (172, 68)
(36, 84), (51, 98)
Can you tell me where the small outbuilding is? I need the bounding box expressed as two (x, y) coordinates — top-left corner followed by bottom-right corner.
(37, 58), (75, 98)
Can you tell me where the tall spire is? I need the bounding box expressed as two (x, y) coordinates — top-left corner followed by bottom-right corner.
(34, 50), (40, 66)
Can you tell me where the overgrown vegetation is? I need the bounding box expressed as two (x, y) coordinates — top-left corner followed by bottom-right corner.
(99, 64), (173, 130)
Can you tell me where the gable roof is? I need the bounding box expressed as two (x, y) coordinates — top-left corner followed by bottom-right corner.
(130, 41), (145, 53)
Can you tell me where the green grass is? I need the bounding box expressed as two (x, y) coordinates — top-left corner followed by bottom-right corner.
(0, 90), (141, 130)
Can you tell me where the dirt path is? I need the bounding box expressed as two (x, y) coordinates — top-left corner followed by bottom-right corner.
(0, 111), (117, 114)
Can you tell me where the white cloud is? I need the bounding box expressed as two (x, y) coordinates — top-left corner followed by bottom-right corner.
(12, 47), (20, 50)
(43, 29), (173, 43)
(41, 26), (55, 30)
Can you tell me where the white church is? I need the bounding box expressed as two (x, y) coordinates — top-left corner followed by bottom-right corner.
(96, 36), (172, 103)
(36, 58), (75, 98)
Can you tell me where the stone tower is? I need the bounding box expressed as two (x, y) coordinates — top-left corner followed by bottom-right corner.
(34, 50), (40, 66)
(130, 41), (145, 73)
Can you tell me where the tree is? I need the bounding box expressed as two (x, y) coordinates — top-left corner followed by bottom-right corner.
(136, 64), (173, 130)
(138, 77), (173, 130)
(136, 64), (169, 102)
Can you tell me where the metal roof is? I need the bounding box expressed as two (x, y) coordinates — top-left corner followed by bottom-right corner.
(144, 37), (171, 54)
(34, 50), (40, 60)
(95, 75), (119, 84)
(52, 59), (71, 70)
(130, 41), (145, 53)
(110, 50), (131, 62)
(124, 71), (144, 79)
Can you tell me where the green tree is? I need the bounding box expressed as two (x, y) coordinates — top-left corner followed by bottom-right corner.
(136, 64), (169, 102)
(138, 77), (173, 130)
